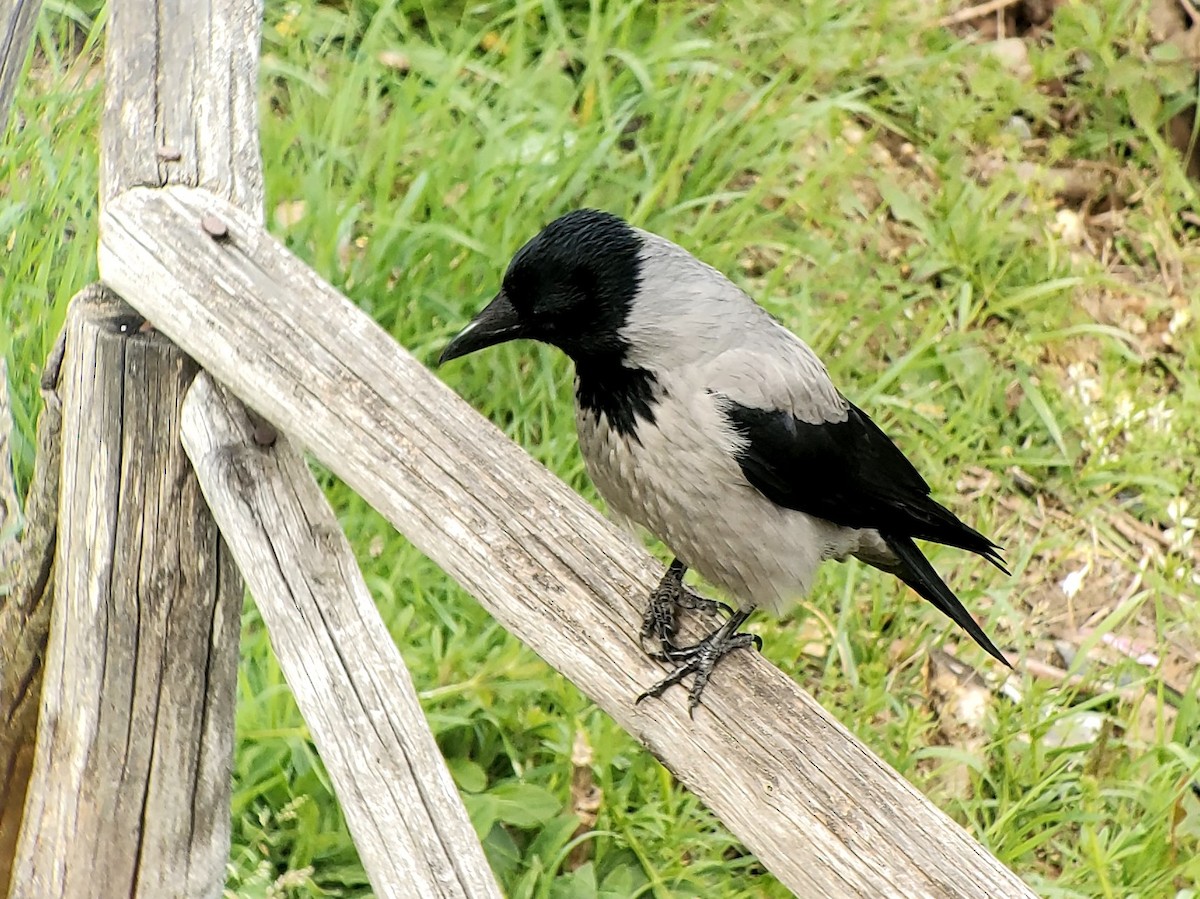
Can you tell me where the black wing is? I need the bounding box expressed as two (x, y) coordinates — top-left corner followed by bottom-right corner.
(721, 397), (1010, 666)
(721, 398), (1007, 570)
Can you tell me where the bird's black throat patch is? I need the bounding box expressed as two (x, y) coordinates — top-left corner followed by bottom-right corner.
(575, 360), (659, 439)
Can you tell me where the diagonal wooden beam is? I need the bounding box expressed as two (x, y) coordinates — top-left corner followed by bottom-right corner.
(99, 184), (1038, 899)
(181, 376), (502, 898)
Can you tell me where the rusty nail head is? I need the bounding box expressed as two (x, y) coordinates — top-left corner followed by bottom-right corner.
(253, 421), (279, 447)
(201, 215), (229, 239)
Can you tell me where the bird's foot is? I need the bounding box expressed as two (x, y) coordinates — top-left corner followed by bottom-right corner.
(675, 589), (733, 619)
(636, 608), (760, 716)
(638, 559), (732, 658)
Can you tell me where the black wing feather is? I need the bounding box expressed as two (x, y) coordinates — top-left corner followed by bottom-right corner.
(722, 399), (1008, 572)
(721, 396), (1010, 664)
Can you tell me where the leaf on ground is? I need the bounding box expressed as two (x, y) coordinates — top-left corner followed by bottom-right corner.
(492, 780), (563, 828)
(273, 199), (307, 230)
(922, 649), (993, 800)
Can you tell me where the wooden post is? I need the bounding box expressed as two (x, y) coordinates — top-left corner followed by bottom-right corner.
(0, 336), (64, 890)
(99, 185), (1038, 899)
(10, 0), (498, 895)
(181, 376), (502, 899)
(10, 291), (241, 896)
(0, 358), (18, 558)
(1, 3), (60, 887)
(8, 0), (262, 893)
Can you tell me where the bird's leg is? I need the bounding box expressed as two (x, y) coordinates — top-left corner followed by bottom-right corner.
(639, 559), (731, 657)
(639, 559), (688, 654)
(637, 607), (761, 716)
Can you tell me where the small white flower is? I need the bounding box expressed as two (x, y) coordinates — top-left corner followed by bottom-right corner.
(1066, 363), (1103, 406)
(1166, 498), (1194, 525)
(1113, 394), (1135, 426)
(1163, 499), (1197, 554)
(1146, 401), (1175, 433)
(1060, 564), (1090, 599)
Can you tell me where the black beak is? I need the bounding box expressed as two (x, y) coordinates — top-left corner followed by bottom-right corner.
(438, 290), (525, 366)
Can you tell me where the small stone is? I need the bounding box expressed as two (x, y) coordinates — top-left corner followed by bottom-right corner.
(986, 38), (1033, 80)
(378, 50), (410, 73)
(1005, 115), (1033, 142)
(1053, 209), (1086, 246)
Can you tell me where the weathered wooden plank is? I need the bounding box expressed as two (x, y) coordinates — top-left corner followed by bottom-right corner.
(1, 7), (58, 884)
(101, 0), (263, 213)
(0, 0), (44, 135)
(181, 375), (503, 899)
(99, 184), (1038, 899)
(0, 328), (65, 894)
(9, 290), (242, 897)
(96, 2), (495, 894)
(0, 357), (18, 554)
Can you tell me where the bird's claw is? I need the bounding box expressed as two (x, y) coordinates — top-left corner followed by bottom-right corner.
(636, 620), (761, 716)
(638, 559), (730, 657)
(675, 592), (734, 618)
(638, 585), (680, 655)
(637, 560), (756, 712)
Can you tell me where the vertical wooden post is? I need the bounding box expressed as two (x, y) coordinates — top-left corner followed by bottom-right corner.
(1, 324), (65, 892)
(1, 3), (62, 886)
(9, 0), (263, 894)
(10, 291), (241, 895)
(0, 359), (17, 547)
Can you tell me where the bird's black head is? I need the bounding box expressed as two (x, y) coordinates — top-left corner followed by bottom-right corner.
(439, 209), (643, 366)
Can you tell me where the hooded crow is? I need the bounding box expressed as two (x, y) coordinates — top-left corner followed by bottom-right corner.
(440, 209), (1010, 712)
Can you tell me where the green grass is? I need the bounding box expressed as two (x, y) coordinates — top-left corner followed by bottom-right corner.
(4, 0), (1200, 896)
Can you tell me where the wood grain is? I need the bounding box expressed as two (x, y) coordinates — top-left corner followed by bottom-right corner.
(100, 184), (1038, 899)
(0, 4), (54, 878)
(112, 1), (492, 893)
(0, 0), (43, 135)
(181, 375), (502, 899)
(0, 357), (18, 557)
(0, 325), (65, 893)
(100, 0), (263, 212)
(10, 290), (242, 897)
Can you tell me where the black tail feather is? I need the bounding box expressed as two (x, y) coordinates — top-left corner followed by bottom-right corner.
(907, 500), (1010, 575)
(881, 533), (1010, 667)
